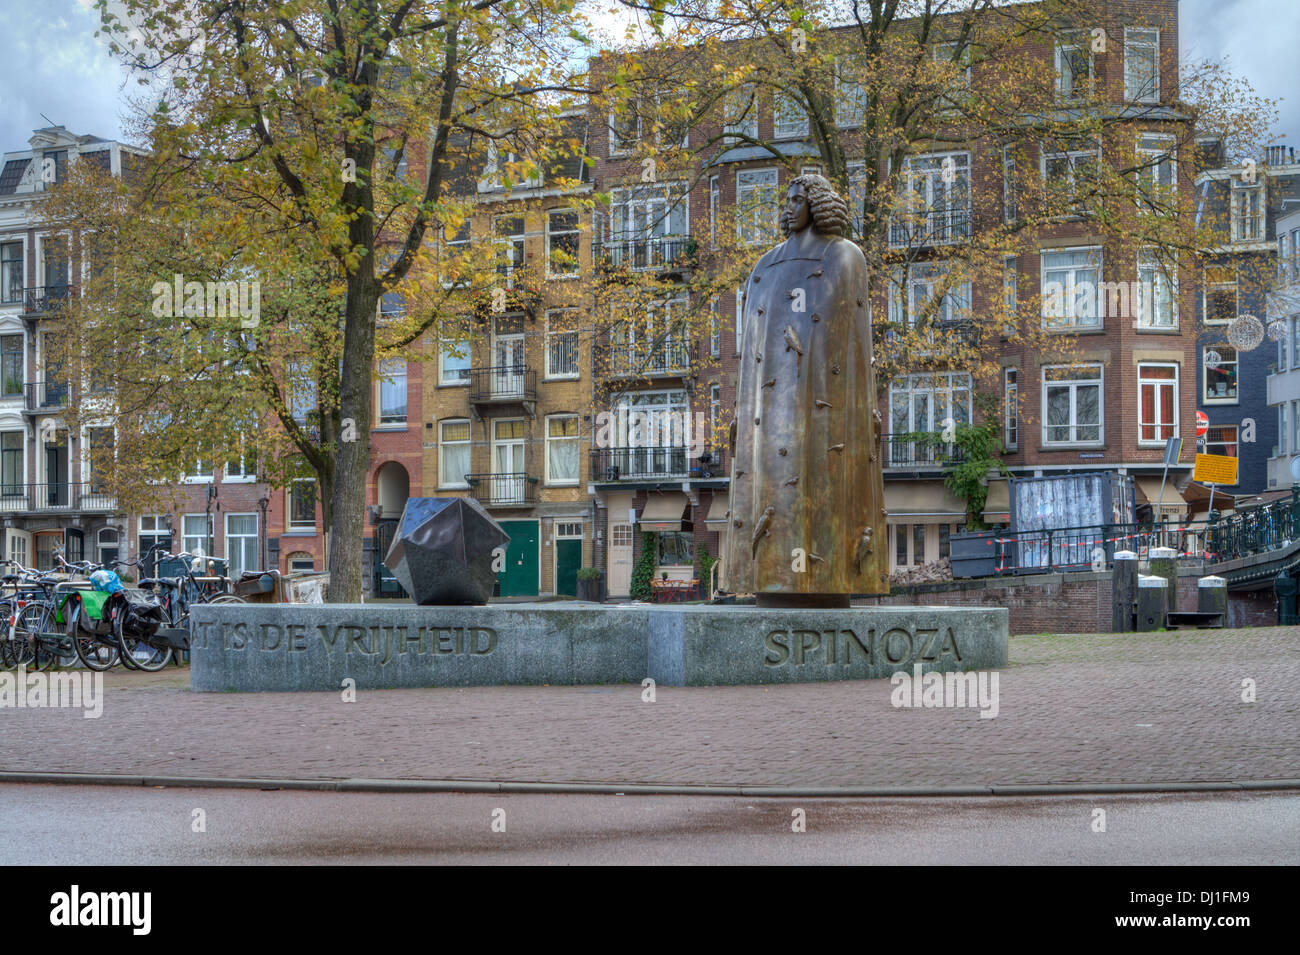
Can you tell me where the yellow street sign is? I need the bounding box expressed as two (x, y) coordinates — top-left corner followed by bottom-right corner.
(1193, 453), (1238, 486)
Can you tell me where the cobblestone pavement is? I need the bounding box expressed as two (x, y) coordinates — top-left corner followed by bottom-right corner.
(2, 627), (1297, 789)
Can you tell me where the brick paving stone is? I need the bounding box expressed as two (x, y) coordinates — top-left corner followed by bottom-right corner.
(0, 627), (1296, 788)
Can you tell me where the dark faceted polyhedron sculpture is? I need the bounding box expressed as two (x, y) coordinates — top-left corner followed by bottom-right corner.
(384, 498), (511, 605)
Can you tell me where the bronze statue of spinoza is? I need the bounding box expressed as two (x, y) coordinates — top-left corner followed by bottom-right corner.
(724, 173), (888, 607)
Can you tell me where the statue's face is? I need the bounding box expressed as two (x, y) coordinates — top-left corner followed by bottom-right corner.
(784, 184), (812, 233)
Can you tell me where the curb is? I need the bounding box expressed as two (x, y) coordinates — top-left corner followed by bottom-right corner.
(2, 771), (1299, 798)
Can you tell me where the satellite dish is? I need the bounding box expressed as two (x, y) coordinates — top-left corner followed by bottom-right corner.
(1291, 456), (1300, 482)
(1227, 314), (1265, 351)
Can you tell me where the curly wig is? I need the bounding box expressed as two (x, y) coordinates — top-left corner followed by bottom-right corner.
(779, 173), (852, 238)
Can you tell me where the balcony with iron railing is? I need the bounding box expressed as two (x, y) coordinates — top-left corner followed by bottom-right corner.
(606, 339), (691, 379)
(0, 482), (117, 512)
(23, 380), (69, 412)
(21, 284), (76, 315)
(884, 433), (968, 469)
(888, 207), (971, 247)
(593, 234), (697, 275)
(467, 365), (538, 406)
(465, 472), (539, 507)
(590, 446), (727, 483)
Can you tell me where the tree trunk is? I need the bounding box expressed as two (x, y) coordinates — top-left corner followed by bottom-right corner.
(326, 268), (378, 602)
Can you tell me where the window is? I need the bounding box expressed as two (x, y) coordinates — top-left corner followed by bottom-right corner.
(1135, 133), (1176, 213)
(709, 298), (721, 358)
(734, 287), (744, 356)
(1, 431), (22, 495)
(1206, 425), (1238, 458)
(710, 385), (722, 448)
(888, 373), (972, 465)
(42, 150), (68, 185)
(1003, 256), (1018, 335)
(182, 514), (212, 557)
(545, 415), (580, 485)
(891, 152), (970, 246)
(1283, 404), (1290, 455)
(41, 236), (68, 290)
(1282, 233), (1292, 282)
(289, 480), (317, 530)
(1124, 28), (1159, 102)
(439, 335), (471, 386)
(847, 162), (866, 240)
(1041, 247), (1102, 329)
(606, 183), (688, 269)
(438, 420), (471, 488)
(86, 427), (113, 492)
(493, 215), (526, 282)
(708, 176), (720, 249)
(723, 85), (758, 141)
(1138, 364), (1178, 445)
(895, 524), (907, 566)
(545, 310), (579, 379)
(1004, 368), (1018, 450)
(374, 358), (406, 426)
(97, 528), (118, 568)
(656, 531), (694, 566)
(736, 169), (779, 246)
(1, 335), (21, 396)
(1136, 250), (1177, 328)
(773, 91), (808, 140)
(1043, 364), (1103, 445)
(440, 220), (471, 287)
(1204, 265), (1237, 324)
(0, 242), (20, 304)
(378, 291), (405, 325)
(932, 41), (972, 112)
(139, 515), (170, 558)
(187, 453), (214, 482)
(287, 362), (316, 423)
(477, 142), (540, 192)
(1231, 181), (1264, 241)
(226, 513), (258, 576)
(1042, 145), (1100, 215)
(546, 210), (580, 277)
(1002, 147), (1018, 224)
(1055, 34), (1093, 100)
(608, 99), (640, 155)
(1203, 346), (1238, 402)
(287, 554), (315, 573)
(834, 62), (866, 128)
(888, 262), (972, 330)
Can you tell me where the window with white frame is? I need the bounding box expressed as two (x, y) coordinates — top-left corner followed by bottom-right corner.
(888, 262), (972, 329)
(1124, 28), (1159, 102)
(1206, 425), (1238, 458)
(86, 426), (114, 493)
(1204, 265), (1237, 323)
(1055, 33), (1093, 100)
(932, 41), (972, 112)
(0, 431), (21, 496)
(834, 62), (866, 128)
(1043, 364), (1103, 445)
(182, 514), (212, 557)
(710, 385), (721, 448)
(0, 242), (21, 305)
(723, 86), (758, 141)
(0, 334), (20, 397)
(1203, 345), (1238, 402)
(608, 99), (640, 155)
(139, 515), (170, 556)
(226, 513), (258, 576)
(287, 553), (315, 573)
(734, 286), (744, 355)
(1042, 144), (1100, 214)
(1135, 133), (1176, 213)
(477, 142), (540, 192)
(1004, 368), (1018, 450)
(773, 91), (808, 140)
(7, 529), (28, 566)
(708, 176), (720, 249)
(547, 209), (580, 277)
(1282, 404), (1290, 454)
(288, 479), (317, 530)
(545, 415), (580, 485)
(438, 420), (471, 488)
(1041, 247), (1102, 329)
(1002, 146), (1018, 223)
(709, 297), (720, 357)
(846, 161), (866, 240)
(440, 220), (470, 287)
(493, 214), (526, 282)
(889, 372), (972, 442)
(1003, 256), (1018, 334)
(1138, 363), (1178, 445)
(378, 358), (407, 425)
(1135, 250), (1177, 328)
(544, 310), (579, 379)
(287, 362), (316, 423)
(607, 183), (688, 269)
(1282, 232), (1292, 282)
(736, 168), (779, 246)
(1231, 181), (1264, 241)
(891, 152), (970, 245)
(439, 335), (471, 386)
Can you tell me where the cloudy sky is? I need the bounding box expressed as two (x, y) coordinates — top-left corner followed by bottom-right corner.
(0, 0), (1295, 154)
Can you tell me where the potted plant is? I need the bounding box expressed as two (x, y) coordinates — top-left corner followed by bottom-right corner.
(576, 567), (604, 602)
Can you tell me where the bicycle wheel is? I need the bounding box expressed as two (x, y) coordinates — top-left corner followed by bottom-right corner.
(6, 601), (35, 668)
(68, 604), (119, 671)
(114, 610), (172, 672)
(16, 604), (59, 671)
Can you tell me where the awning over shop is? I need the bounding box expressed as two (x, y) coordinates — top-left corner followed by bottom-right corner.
(703, 492), (730, 523)
(981, 479), (1010, 524)
(1136, 477), (1189, 517)
(884, 482), (966, 518)
(637, 492), (689, 532)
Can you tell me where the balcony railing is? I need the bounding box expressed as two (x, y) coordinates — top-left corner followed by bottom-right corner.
(608, 339), (691, 378)
(594, 235), (696, 273)
(590, 446), (727, 483)
(24, 380), (69, 411)
(888, 207), (971, 247)
(465, 472), (538, 506)
(884, 433), (967, 469)
(22, 285), (76, 314)
(467, 366), (537, 404)
(0, 482), (117, 512)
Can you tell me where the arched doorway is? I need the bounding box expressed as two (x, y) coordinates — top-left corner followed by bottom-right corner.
(373, 462), (410, 597)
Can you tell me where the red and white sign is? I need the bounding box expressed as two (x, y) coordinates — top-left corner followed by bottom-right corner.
(1195, 411), (1209, 437)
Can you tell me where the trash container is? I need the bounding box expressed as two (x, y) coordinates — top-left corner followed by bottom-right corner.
(1275, 571), (1298, 626)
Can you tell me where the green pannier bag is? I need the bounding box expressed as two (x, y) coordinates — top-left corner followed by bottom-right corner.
(54, 589), (111, 626)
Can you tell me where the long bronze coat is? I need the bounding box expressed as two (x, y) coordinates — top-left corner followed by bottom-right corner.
(724, 232), (889, 599)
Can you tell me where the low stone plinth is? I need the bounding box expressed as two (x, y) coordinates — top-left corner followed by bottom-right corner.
(189, 603), (1008, 692)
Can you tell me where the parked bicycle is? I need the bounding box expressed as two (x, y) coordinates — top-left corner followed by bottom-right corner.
(0, 560), (81, 670)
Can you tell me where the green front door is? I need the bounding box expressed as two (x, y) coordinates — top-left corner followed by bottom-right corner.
(555, 538), (580, 597)
(498, 520), (539, 597)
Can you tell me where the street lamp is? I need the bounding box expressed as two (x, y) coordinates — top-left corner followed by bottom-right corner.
(258, 495), (270, 572)
(205, 483), (218, 573)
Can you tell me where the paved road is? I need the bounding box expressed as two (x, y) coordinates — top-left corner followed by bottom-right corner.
(1, 783), (1296, 864)
(2, 628), (1296, 789)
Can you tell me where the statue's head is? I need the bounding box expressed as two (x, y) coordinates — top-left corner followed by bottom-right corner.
(780, 173), (852, 238)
